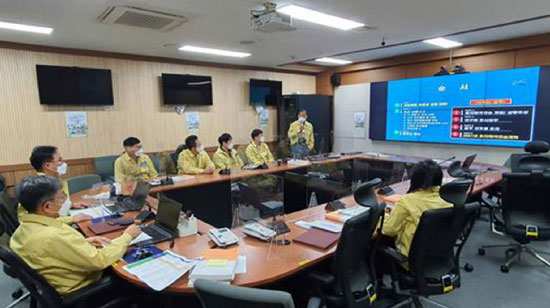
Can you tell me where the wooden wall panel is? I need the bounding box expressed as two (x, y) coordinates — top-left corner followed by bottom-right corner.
(514, 46), (550, 67)
(341, 66), (407, 85)
(0, 48), (315, 166)
(452, 51), (515, 72)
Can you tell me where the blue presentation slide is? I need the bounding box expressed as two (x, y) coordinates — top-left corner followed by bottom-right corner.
(385, 67), (540, 147)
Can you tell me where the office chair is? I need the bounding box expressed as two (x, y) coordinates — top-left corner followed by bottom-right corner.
(93, 155), (118, 182)
(382, 179), (478, 308)
(149, 154), (161, 174)
(509, 140), (550, 172)
(67, 174), (102, 194)
(517, 155), (550, 172)
(194, 278), (321, 308)
(307, 197), (386, 307)
(478, 171), (550, 272)
(354, 178), (382, 207)
(0, 244), (126, 308)
(237, 182), (283, 217)
(0, 218), (30, 308)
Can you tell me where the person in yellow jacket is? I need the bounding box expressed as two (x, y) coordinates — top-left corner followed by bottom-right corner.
(114, 137), (159, 182)
(382, 160), (451, 262)
(178, 135), (215, 174)
(18, 146), (90, 224)
(245, 129), (274, 167)
(212, 133), (243, 170)
(10, 176), (142, 295)
(288, 109), (314, 158)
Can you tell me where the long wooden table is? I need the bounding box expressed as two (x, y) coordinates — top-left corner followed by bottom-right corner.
(73, 165), (502, 294)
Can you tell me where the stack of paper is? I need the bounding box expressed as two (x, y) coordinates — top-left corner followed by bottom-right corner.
(325, 205), (369, 223)
(123, 251), (199, 291)
(69, 206), (111, 219)
(189, 247), (246, 286)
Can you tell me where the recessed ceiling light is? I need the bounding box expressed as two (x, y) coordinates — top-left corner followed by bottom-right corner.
(0, 20), (53, 34)
(277, 5), (364, 31)
(179, 45), (251, 58)
(315, 57), (353, 65)
(423, 37), (462, 49)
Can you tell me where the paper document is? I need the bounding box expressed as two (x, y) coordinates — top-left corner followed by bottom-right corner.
(129, 233), (153, 246)
(69, 206), (111, 218)
(235, 255), (247, 274)
(82, 192), (110, 200)
(123, 251), (199, 291)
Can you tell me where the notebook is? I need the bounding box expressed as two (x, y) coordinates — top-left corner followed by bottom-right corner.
(293, 228), (340, 249)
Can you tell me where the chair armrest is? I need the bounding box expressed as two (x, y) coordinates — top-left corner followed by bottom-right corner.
(381, 246), (408, 263)
(307, 271), (336, 289)
(307, 297), (322, 308)
(62, 276), (113, 307)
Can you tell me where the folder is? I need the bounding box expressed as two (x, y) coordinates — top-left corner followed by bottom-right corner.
(202, 246), (239, 261)
(293, 228), (340, 249)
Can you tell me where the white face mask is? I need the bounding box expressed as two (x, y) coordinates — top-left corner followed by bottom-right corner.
(135, 148), (144, 157)
(57, 162), (67, 176)
(260, 136), (266, 143)
(197, 145), (205, 152)
(58, 197), (71, 216)
(298, 117), (306, 124)
(227, 143), (234, 150)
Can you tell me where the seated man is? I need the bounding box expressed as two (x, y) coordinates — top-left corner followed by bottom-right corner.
(288, 109), (314, 159)
(114, 137), (159, 182)
(245, 129), (274, 167)
(18, 146), (89, 224)
(382, 160), (452, 261)
(10, 176), (141, 295)
(212, 133), (243, 170)
(178, 135), (215, 174)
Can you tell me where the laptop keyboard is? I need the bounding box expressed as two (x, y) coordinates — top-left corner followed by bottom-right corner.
(142, 225), (173, 239)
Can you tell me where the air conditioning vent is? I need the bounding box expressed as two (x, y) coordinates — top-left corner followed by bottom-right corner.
(98, 6), (187, 32)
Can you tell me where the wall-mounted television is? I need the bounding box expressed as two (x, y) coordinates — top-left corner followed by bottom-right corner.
(161, 73), (213, 105)
(249, 79), (282, 106)
(36, 65), (114, 105)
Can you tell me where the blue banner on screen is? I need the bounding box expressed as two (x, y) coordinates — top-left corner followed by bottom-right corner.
(369, 66), (550, 147)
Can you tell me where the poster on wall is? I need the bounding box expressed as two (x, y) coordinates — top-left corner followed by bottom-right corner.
(185, 111), (200, 133)
(259, 108), (269, 128)
(353, 111), (366, 139)
(65, 111), (88, 138)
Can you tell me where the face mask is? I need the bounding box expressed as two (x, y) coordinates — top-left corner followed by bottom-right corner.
(197, 145), (205, 152)
(57, 162), (67, 176)
(260, 136), (266, 143)
(298, 117), (306, 124)
(227, 143), (234, 150)
(135, 148), (144, 157)
(58, 197), (71, 217)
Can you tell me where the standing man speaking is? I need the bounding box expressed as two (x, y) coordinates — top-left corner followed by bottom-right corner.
(288, 109), (314, 159)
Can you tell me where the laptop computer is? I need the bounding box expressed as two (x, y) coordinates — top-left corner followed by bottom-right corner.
(461, 154), (478, 172)
(106, 181), (150, 213)
(135, 196), (181, 246)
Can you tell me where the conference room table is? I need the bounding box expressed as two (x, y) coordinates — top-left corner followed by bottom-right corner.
(145, 152), (507, 228)
(72, 164), (502, 294)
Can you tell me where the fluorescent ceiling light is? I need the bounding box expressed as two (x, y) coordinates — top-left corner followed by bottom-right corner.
(277, 5), (364, 30)
(315, 57), (353, 65)
(179, 45), (251, 58)
(423, 37), (462, 49)
(0, 21), (53, 34)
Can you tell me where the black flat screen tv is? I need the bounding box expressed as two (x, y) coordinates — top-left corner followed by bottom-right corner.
(162, 73), (213, 105)
(36, 65), (114, 105)
(249, 79), (282, 106)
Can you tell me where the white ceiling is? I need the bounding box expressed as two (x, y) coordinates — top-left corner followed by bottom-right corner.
(0, 0), (548, 71)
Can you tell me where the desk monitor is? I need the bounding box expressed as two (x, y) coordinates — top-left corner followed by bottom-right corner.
(462, 154), (477, 169)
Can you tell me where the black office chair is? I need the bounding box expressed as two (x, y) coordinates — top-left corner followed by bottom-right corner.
(0, 244), (126, 308)
(478, 171), (550, 272)
(307, 200), (386, 308)
(382, 179), (478, 308)
(517, 155), (550, 172)
(509, 140), (550, 172)
(354, 178), (382, 207)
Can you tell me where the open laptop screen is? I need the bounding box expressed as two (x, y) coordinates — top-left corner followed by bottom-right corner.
(462, 154), (477, 169)
(156, 196), (182, 231)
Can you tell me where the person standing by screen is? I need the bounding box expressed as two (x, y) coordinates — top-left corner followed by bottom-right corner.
(288, 110), (314, 159)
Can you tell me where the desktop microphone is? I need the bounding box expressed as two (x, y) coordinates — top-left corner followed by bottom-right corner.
(437, 156), (456, 165)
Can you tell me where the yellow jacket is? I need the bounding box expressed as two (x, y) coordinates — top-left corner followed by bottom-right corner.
(288, 120), (314, 150)
(382, 187), (451, 258)
(177, 149), (215, 174)
(245, 142), (274, 166)
(212, 147), (243, 169)
(17, 172), (73, 224)
(114, 153), (158, 183)
(10, 213), (132, 295)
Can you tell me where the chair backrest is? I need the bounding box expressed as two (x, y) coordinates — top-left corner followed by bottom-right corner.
(524, 140), (550, 154)
(149, 154), (161, 173)
(407, 179), (478, 295)
(93, 155), (118, 182)
(0, 245), (62, 307)
(331, 202), (385, 308)
(501, 172), (550, 237)
(169, 152), (179, 166)
(67, 174), (102, 195)
(0, 202), (19, 236)
(354, 178), (382, 207)
(237, 182), (262, 209)
(518, 155), (550, 172)
(194, 279), (295, 308)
